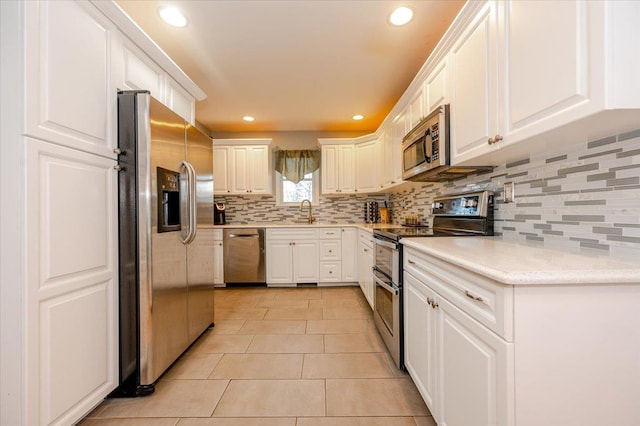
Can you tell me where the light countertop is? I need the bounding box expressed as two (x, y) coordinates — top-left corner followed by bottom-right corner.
(205, 222), (405, 232)
(401, 237), (640, 285)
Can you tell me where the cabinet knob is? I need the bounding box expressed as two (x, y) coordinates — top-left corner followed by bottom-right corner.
(329, 250), (332, 253)
(494, 134), (503, 143)
(487, 137), (494, 145)
(113, 164), (122, 171)
(329, 271), (333, 274)
(227, 190), (231, 193)
(113, 148), (122, 155)
(219, 242), (223, 246)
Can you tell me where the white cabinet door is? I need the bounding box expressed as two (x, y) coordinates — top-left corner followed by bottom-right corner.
(229, 146), (249, 194)
(404, 272), (438, 417)
(293, 241), (319, 283)
(341, 228), (358, 282)
(213, 240), (224, 285)
(338, 145), (356, 193)
(425, 57), (448, 114)
(266, 240), (293, 284)
(25, 138), (118, 425)
(118, 37), (164, 101)
(449, 1), (499, 164)
(502, 0), (593, 139)
(25, 0), (116, 159)
(357, 233), (374, 309)
(437, 295), (513, 426)
(321, 144), (355, 194)
(166, 79), (195, 124)
(408, 84), (425, 130)
(248, 145), (271, 194)
(355, 139), (379, 193)
(321, 145), (339, 193)
(213, 146), (230, 194)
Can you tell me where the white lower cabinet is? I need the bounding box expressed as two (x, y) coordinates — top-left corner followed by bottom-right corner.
(340, 227), (358, 282)
(403, 272), (438, 413)
(357, 230), (374, 308)
(266, 229), (319, 285)
(404, 244), (640, 426)
(404, 246), (513, 426)
(437, 294), (512, 426)
(213, 229), (224, 286)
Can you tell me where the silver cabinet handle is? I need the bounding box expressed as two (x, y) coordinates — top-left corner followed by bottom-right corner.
(465, 290), (484, 303)
(407, 259), (416, 265)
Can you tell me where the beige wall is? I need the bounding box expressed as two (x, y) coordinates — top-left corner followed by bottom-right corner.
(210, 130), (370, 150)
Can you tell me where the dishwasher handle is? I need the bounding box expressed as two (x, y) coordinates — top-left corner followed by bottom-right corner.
(227, 233), (260, 238)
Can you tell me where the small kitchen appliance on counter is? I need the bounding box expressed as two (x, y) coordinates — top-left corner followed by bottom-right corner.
(214, 202), (226, 225)
(371, 190), (494, 369)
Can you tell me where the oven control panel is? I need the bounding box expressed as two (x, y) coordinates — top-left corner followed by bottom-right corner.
(432, 191), (493, 217)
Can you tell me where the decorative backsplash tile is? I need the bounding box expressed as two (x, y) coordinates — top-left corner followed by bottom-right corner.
(216, 129), (639, 256)
(215, 194), (388, 225)
(389, 128), (640, 256)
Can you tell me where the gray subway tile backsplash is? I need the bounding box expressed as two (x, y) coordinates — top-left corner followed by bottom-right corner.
(217, 128), (639, 255)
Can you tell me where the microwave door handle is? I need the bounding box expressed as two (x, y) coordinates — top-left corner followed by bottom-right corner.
(424, 129), (432, 163)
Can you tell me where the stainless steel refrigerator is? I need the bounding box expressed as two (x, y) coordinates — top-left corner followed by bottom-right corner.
(113, 91), (214, 396)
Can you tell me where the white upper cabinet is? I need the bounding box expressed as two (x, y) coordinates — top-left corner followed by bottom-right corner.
(408, 84), (425, 130)
(213, 146), (230, 194)
(320, 142), (356, 194)
(25, 0), (115, 159)
(355, 138), (380, 193)
(113, 35), (196, 124)
(449, 1), (499, 165)
(213, 139), (272, 195)
(425, 57), (448, 114)
(448, 0), (640, 166)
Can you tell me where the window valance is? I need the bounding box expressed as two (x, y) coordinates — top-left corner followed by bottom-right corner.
(274, 149), (320, 184)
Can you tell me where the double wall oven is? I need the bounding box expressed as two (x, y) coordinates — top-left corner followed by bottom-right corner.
(372, 190), (494, 369)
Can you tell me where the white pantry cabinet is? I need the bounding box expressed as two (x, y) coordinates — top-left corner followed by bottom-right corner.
(319, 142), (356, 194)
(25, 138), (118, 426)
(212, 139), (273, 195)
(25, 0), (117, 160)
(4, 1), (207, 424)
(266, 229), (319, 285)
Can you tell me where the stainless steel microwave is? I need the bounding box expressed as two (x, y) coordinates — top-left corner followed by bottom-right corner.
(402, 104), (493, 182)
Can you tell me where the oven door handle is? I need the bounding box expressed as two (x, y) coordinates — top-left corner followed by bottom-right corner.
(373, 273), (399, 296)
(373, 237), (399, 250)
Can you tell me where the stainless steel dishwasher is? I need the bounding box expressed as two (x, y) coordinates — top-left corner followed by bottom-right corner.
(223, 228), (266, 284)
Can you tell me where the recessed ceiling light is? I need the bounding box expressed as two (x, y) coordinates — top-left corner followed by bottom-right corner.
(243, 116), (255, 122)
(352, 115), (364, 121)
(389, 7), (413, 26)
(159, 6), (187, 28)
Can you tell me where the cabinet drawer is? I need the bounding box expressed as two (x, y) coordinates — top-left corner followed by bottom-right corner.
(320, 262), (342, 282)
(212, 229), (223, 241)
(266, 228), (319, 240)
(358, 230), (374, 249)
(320, 241), (341, 261)
(404, 247), (514, 341)
(319, 228), (341, 239)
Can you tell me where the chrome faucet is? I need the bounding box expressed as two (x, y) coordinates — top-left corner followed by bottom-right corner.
(299, 199), (315, 224)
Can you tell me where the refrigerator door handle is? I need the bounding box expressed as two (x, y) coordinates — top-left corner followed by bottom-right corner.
(185, 161), (197, 244)
(180, 161), (193, 244)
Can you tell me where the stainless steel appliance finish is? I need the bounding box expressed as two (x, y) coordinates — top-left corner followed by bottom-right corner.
(223, 228), (266, 284)
(372, 191), (494, 369)
(115, 91), (215, 397)
(402, 104), (493, 182)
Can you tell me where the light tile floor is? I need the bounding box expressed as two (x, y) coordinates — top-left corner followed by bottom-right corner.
(81, 286), (436, 426)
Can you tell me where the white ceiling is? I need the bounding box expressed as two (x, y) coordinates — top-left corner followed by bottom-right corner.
(116, 0), (465, 133)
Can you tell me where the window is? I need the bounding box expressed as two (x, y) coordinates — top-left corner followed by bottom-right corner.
(276, 171), (318, 205)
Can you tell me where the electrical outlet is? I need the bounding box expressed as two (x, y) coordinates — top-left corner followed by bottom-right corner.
(503, 181), (515, 203)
